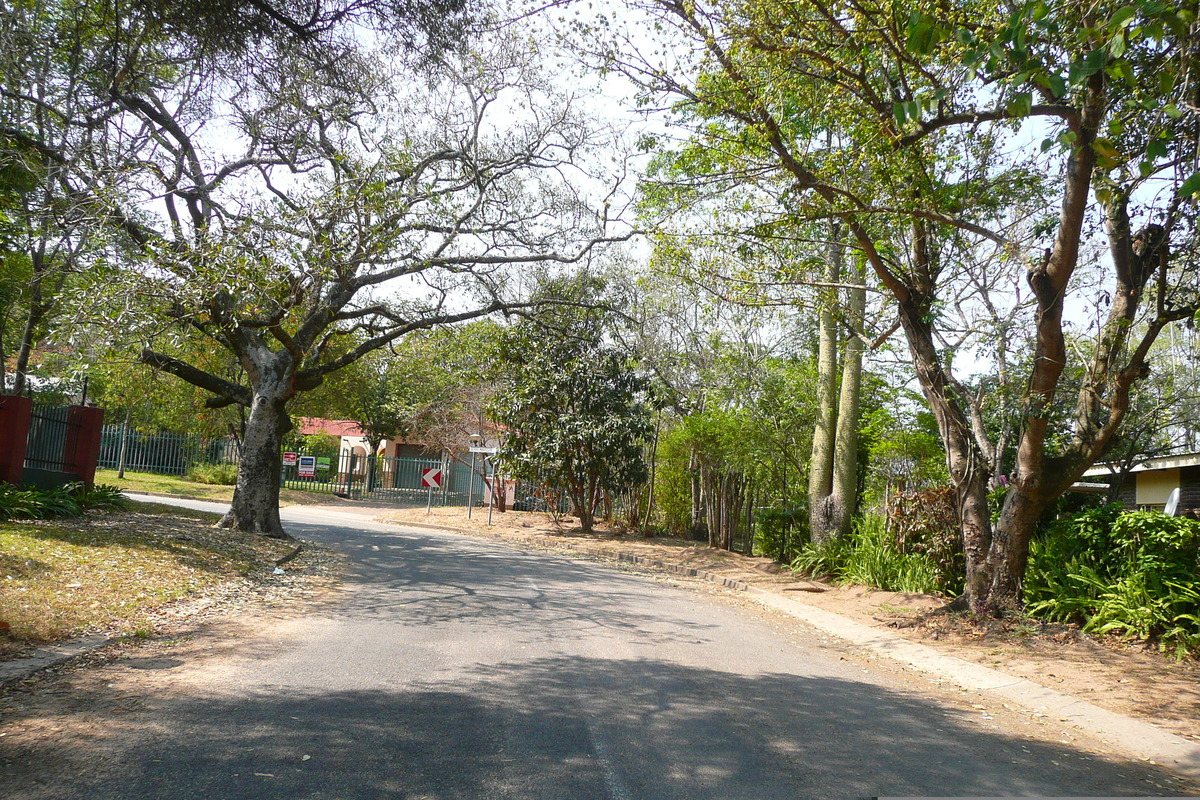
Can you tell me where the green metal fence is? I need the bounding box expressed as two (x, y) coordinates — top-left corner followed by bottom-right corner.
(97, 426), (239, 475)
(280, 451), (482, 507)
(98, 432), (560, 511)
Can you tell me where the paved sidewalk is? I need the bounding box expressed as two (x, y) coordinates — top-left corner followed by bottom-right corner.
(0, 636), (109, 688)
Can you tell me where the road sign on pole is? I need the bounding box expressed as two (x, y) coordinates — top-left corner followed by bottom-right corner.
(421, 468), (444, 489)
(421, 467), (443, 513)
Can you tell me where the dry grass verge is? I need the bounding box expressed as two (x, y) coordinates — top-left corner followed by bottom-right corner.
(0, 501), (315, 658)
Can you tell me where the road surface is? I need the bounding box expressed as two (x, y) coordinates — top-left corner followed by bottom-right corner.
(1, 501), (1186, 797)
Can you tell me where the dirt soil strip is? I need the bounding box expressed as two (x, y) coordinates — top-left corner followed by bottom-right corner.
(371, 507), (1200, 781)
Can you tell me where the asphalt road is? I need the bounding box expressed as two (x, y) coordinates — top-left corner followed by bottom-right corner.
(3, 502), (1184, 798)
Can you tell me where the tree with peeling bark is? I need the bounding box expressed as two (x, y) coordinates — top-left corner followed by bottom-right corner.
(593, 0), (1200, 613)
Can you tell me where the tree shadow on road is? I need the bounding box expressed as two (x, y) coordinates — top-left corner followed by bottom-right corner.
(2, 653), (1189, 799)
(284, 520), (724, 645)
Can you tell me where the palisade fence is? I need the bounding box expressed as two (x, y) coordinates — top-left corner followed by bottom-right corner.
(97, 425), (240, 475)
(278, 451), (566, 511)
(95, 427), (568, 511)
(280, 451), (480, 507)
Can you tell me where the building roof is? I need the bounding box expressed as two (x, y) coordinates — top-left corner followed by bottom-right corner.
(295, 417), (366, 438)
(1082, 452), (1200, 478)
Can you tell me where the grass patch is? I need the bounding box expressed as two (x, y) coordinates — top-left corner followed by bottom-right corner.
(95, 469), (236, 502)
(95, 468), (336, 507)
(0, 505), (296, 657)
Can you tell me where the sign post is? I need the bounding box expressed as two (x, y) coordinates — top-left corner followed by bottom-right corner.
(467, 452), (477, 519)
(421, 467), (444, 513)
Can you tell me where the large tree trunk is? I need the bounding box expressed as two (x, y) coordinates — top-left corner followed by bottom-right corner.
(828, 261), (866, 540)
(689, 446), (706, 541)
(808, 224), (842, 544)
(220, 387), (292, 539)
(891, 222), (996, 613)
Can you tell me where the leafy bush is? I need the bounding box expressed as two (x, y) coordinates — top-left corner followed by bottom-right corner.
(24, 484), (80, 518)
(0, 486), (47, 520)
(790, 532), (853, 580)
(281, 432), (341, 462)
(1026, 506), (1200, 654)
(790, 515), (943, 595)
(840, 515), (941, 593)
(755, 505), (808, 563)
(0, 484), (76, 520)
(73, 483), (129, 511)
(887, 486), (963, 594)
(653, 425), (698, 537)
(0, 482), (129, 520)
(188, 463), (238, 485)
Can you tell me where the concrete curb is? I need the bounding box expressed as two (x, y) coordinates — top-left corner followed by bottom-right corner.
(380, 515), (1200, 781)
(0, 635), (109, 688)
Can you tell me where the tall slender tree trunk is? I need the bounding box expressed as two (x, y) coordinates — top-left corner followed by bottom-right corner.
(829, 261), (866, 539)
(644, 413), (660, 537)
(810, 222), (863, 544)
(117, 410), (131, 479)
(689, 446), (705, 540)
(809, 224), (842, 544)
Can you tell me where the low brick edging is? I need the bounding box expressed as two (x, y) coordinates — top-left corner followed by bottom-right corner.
(0, 635), (109, 688)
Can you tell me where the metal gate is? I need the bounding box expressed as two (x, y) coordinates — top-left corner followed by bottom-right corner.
(24, 404), (77, 472)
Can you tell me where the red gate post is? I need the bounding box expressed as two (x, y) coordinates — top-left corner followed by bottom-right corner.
(0, 395), (32, 486)
(63, 405), (105, 487)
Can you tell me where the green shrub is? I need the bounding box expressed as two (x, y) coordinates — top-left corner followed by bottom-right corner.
(840, 515), (941, 593)
(790, 515), (943, 595)
(281, 432), (340, 462)
(0, 486), (47, 520)
(790, 533), (853, 580)
(1025, 506), (1200, 654)
(188, 463), (238, 485)
(0, 483), (79, 520)
(887, 486), (963, 594)
(0, 482), (131, 520)
(72, 483), (129, 511)
(652, 426), (697, 537)
(756, 505), (809, 562)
